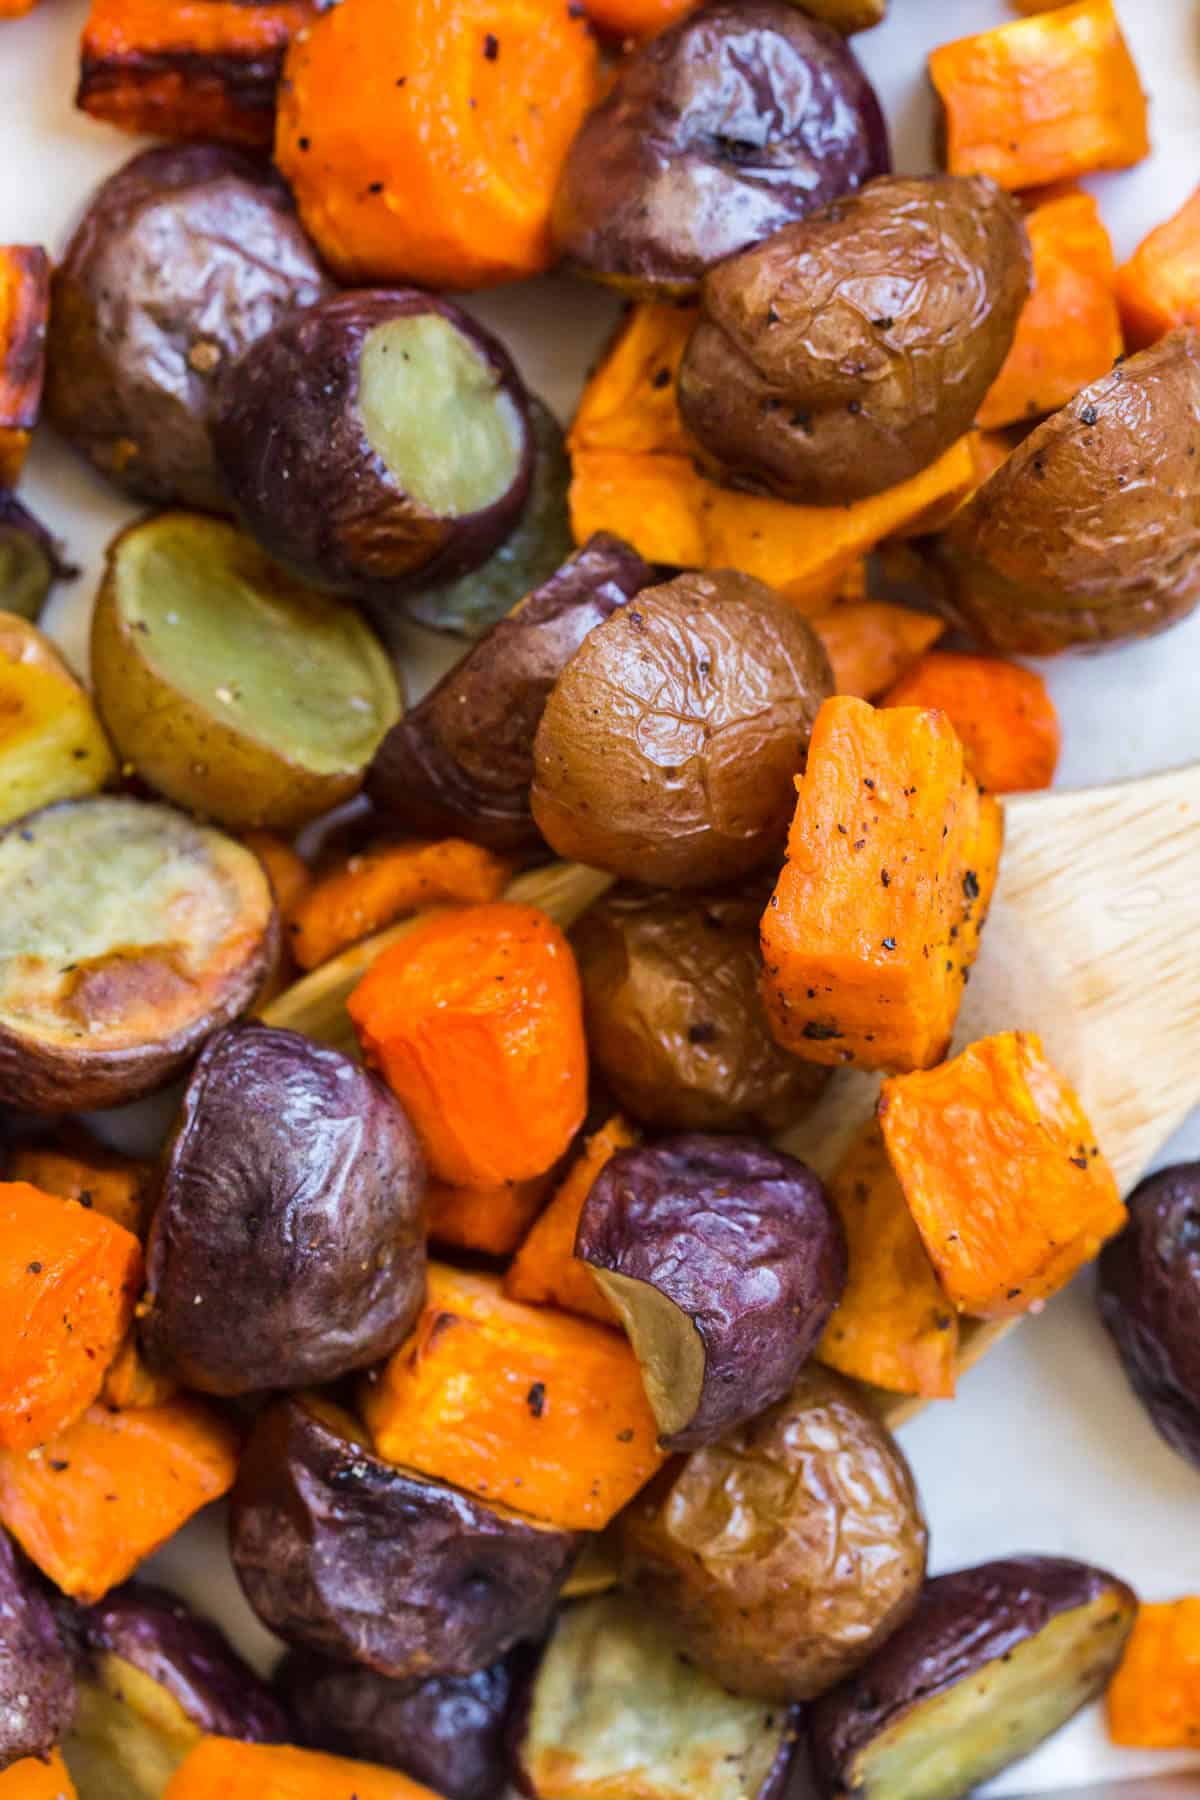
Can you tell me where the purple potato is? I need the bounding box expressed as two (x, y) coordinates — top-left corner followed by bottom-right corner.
(229, 1398), (581, 1681)
(45, 143), (332, 512)
(211, 290), (533, 603)
(809, 1557), (1138, 1800)
(277, 1650), (523, 1800)
(577, 1134), (845, 1448)
(1098, 1161), (1200, 1471)
(142, 1023), (425, 1395)
(367, 533), (653, 852)
(0, 495), (76, 622)
(0, 1528), (74, 1772)
(551, 0), (889, 297)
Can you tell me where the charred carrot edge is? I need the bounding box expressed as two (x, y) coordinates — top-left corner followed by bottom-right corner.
(288, 839), (511, 972)
(505, 1116), (638, 1324)
(812, 602), (945, 701)
(1106, 1597), (1200, 1749)
(0, 246), (50, 488)
(884, 652), (1061, 794)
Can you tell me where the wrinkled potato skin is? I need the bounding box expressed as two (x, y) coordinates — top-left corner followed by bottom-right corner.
(679, 176), (1030, 505)
(1098, 1162), (1200, 1471)
(230, 1400), (580, 1681)
(368, 534), (652, 851)
(143, 1024), (426, 1396)
(619, 1363), (927, 1700)
(0, 1527), (75, 1771)
(552, 0), (889, 297)
(940, 330), (1200, 652)
(572, 886), (829, 1131)
(45, 145), (332, 513)
(531, 571), (833, 889)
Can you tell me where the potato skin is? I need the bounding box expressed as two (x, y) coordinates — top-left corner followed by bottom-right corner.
(552, 0), (889, 297)
(1098, 1162), (1200, 1471)
(618, 1363), (927, 1700)
(572, 885), (829, 1132)
(211, 290), (532, 602)
(679, 176), (1030, 505)
(0, 495), (74, 622)
(230, 1399), (580, 1681)
(531, 571), (833, 889)
(143, 1024), (426, 1396)
(368, 534), (653, 851)
(0, 1527), (75, 1772)
(939, 330), (1200, 652)
(45, 144), (332, 513)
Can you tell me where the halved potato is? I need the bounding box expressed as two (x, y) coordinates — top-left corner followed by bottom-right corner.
(0, 795), (276, 1111)
(0, 495), (73, 622)
(0, 611), (116, 829)
(91, 514), (402, 832)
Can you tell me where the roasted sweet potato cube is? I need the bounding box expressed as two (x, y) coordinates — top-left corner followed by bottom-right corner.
(164, 1738), (439, 1800)
(1106, 1597), (1200, 1749)
(0, 1752), (76, 1799)
(505, 1116), (637, 1324)
(1116, 185), (1200, 349)
(427, 1174), (552, 1258)
(813, 602), (945, 701)
(0, 247), (50, 487)
(8, 1136), (150, 1238)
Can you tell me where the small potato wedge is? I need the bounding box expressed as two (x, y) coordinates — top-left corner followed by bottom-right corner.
(0, 796), (276, 1111)
(92, 513), (401, 832)
(0, 496), (74, 622)
(0, 611), (116, 829)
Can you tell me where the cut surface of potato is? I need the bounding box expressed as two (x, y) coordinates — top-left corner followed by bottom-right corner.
(92, 514), (400, 831)
(0, 496), (71, 622)
(0, 796), (275, 1110)
(65, 1654), (202, 1800)
(0, 612), (115, 828)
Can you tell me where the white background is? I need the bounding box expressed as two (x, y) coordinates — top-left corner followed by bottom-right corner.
(1, 1), (1199, 1792)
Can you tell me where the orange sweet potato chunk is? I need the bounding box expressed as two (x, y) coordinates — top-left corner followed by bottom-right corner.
(361, 1264), (667, 1530)
(929, 0), (1149, 192)
(427, 1174), (552, 1258)
(885, 653), (1061, 794)
(505, 1116), (638, 1324)
(817, 1121), (958, 1399)
(0, 1397), (239, 1601)
(1106, 1597), (1200, 1749)
(879, 1030), (1125, 1318)
(813, 603), (945, 701)
(761, 697), (1002, 1072)
(289, 839), (510, 971)
(0, 1752), (76, 1799)
(0, 247), (50, 487)
(8, 1141), (151, 1238)
(165, 1737), (439, 1800)
(1116, 185), (1200, 349)
(99, 1333), (178, 1411)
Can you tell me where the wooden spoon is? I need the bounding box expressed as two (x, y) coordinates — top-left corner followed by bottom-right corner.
(263, 762), (1200, 1429)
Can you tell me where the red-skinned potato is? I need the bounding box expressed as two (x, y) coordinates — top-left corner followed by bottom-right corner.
(212, 291), (533, 604)
(142, 1024), (426, 1396)
(0, 1527), (74, 1773)
(619, 1363), (927, 1700)
(0, 496), (74, 623)
(229, 1398), (580, 1681)
(809, 1557), (1138, 1799)
(576, 1134), (845, 1448)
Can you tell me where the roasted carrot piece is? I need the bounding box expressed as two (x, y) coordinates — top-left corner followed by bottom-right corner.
(99, 1333), (178, 1411)
(76, 0), (318, 149)
(165, 1737), (440, 1800)
(582, 0), (701, 40)
(812, 603), (945, 701)
(289, 840), (510, 971)
(427, 1174), (552, 1258)
(240, 830), (311, 922)
(761, 697), (1003, 1072)
(0, 248), (50, 488)
(8, 1140), (151, 1238)
(348, 903), (587, 1188)
(979, 191), (1122, 428)
(361, 1264), (667, 1530)
(928, 0), (1149, 192)
(505, 1116), (639, 1324)
(1116, 186), (1200, 349)
(0, 1397), (239, 1602)
(885, 652), (1061, 793)
(879, 1031), (1125, 1319)
(276, 0), (599, 289)
(816, 1122), (958, 1400)
(0, 1752), (76, 1799)
(0, 1182), (143, 1453)
(0, 2), (42, 18)
(570, 304), (699, 459)
(1106, 1598), (1200, 1748)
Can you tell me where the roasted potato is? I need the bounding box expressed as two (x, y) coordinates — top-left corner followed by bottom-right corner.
(0, 1526), (75, 1772)
(515, 1591), (805, 1800)
(142, 1024), (425, 1396)
(679, 175), (1030, 504)
(552, 0), (889, 297)
(0, 495), (73, 622)
(572, 884), (830, 1131)
(229, 1397), (580, 1680)
(619, 1363), (927, 1700)
(277, 1650), (521, 1800)
(45, 144), (331, 513)
(1098, 1162), (1200, 1471)
(62, 1581), (287, 1799)
(0, 796), (276, 1113)
(577, 1134), (845, 1449)
(212, 291), (533, 602)
(939, 329), (1200, 652)
(91, 513), (401, 833)
(0, 612), (115, 830)
(368, 534), (653, 852)
(809, 1557), (1138, 1799)
(792, 0), (887, 31)
(531, 570), (833, 888)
